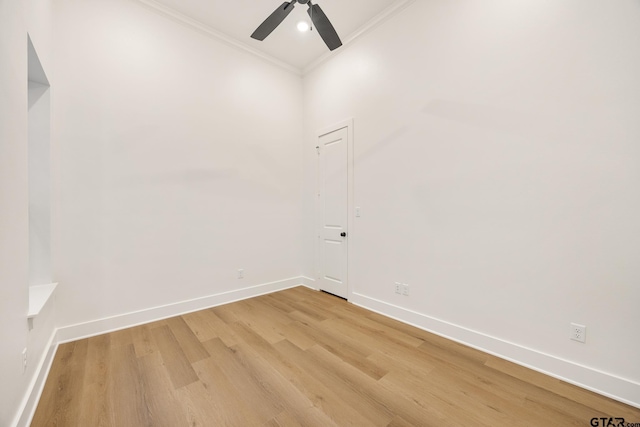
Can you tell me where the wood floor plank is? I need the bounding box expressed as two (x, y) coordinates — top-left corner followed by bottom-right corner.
(231, 340), (343, 427)
(225, 319), (368, 425)
(363, 308), (447, 343)
(131, 324), (157, 358)
(281, 320), (318, 350)
(386, 415), (415, 427)
(176, 372), (262, 427)
(288, 308), (324, 326)
(188, 338), (267, 426)
(319, 316), (434, 374)
(33, 287), (640, 427)
(382, 367), (520, 427)
(143, 318), (168, 329)
(485, 356), (640, 419)
(165, 316), (210, 363)
(108, 328), (133, 349)
(275, 340), (394, 426)
(201, 337), (283, 422)
(238, 297), (292, 330)
(136, 351), (189, 427)
(199, 308), (241, 347)
(77, 335), (112, 427)
(284, 315), (387, 380)
(367, 348), (434, 381)
(522, 395), (599, 427)
(181, 309), (220, 342)
(109, 344), (151, 427)
(374, 371), (456, 427)
(302, 342), (447, 427)
(150, 325), (199, 389)
(31, 340), (89, 427)
(265, 410), (304, 427)
(209, 302), (242, 324)
(329, 308), (426, 348)
(237, 314), (286, 345)
(426, 355), (529, 406)
(243, 296), (294, 327)
(285, 300), (331, 323)
(261, 292), (298, 314)
(173, 382), (227, 427)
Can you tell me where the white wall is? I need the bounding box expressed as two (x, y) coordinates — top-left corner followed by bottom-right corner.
(303, 0), (640, 404)
(1, 0), (56, 425)
(52, 0), (304, 328)
(28, 80), (52, 286)
(0, 1), (30, 423)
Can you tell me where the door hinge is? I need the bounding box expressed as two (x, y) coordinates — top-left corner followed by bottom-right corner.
(316, 146), (320, 155)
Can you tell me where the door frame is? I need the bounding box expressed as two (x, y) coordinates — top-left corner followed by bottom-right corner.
(315, 118), (354, 300)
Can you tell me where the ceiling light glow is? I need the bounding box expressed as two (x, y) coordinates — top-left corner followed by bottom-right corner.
(297, 21), (310, 32)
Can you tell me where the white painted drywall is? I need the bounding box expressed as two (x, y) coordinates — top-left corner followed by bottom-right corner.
(303, 0), (640, 399)
(28, 79), (52, 287)
(0, 2), (30, 423)
(52, 0), (304, 327)
(1, 1), (56, 426)
(26, 0), (54, 73)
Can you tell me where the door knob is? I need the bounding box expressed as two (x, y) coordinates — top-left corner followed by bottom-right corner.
(340, 232), (347, 237)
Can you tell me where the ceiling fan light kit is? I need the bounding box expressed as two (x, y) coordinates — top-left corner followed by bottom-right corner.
(297, 21), (310, 32)
(251, 0), (343, 51)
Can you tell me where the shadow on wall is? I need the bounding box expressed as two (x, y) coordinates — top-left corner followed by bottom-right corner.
(109, 143), (299, 200)
(422, 99), (601, 142)
(353, 97), (584, 169)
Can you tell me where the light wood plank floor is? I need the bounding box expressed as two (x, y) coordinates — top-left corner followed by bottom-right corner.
(32, 286), (640, 426)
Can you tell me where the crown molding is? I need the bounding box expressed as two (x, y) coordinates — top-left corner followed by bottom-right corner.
(302, 0), (416, 75)
(135, 0), (416, 78)
(136, 0), (302, 75)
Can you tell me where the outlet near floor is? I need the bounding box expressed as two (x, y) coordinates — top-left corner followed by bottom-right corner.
(394, 282), (410, 296)
(394, 282), (401, 294)
(570, 323), (586, 343)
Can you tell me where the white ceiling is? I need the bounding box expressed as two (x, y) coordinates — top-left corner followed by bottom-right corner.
(140, 0), (412, 72)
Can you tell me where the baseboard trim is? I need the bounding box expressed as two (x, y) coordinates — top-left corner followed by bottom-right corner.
(298, 276), (317, 290)
(16, 277), (309, 427)
(350, 292), (640, 409)
(16, 281), (638, 427)
(13, 329), (59, 427)
(56, 277), (307, 344)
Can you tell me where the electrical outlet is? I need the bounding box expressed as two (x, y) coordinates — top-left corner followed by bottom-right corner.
(402, 284), (410, 296)
(238, 269), (244, 279)
(394, 282), (401, 294)
(22, 348), (27, 374)
(570, 323), (586, 343)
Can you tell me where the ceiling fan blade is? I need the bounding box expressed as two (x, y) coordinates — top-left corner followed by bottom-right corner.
(308, 4), (342, 51)
(251, 1), (296, 41)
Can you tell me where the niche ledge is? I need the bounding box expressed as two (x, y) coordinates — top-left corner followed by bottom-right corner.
(28, 282), (57, 320)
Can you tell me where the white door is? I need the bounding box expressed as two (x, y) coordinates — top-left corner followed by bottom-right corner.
(317, 126), (349, 299)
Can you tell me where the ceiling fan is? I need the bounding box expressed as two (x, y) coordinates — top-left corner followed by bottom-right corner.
(251, 0), (343, 51)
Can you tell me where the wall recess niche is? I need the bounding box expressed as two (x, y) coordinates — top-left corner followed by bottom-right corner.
(27, 35), (56, 324)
